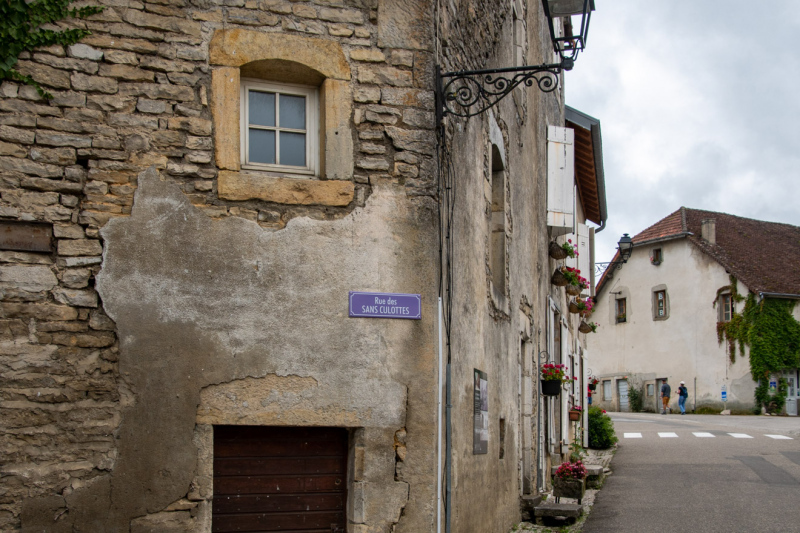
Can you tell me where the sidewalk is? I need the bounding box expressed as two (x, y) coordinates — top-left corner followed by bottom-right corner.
(509, 446), (616, 532)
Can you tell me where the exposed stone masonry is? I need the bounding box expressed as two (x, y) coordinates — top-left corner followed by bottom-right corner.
(0, 0), (438, 529)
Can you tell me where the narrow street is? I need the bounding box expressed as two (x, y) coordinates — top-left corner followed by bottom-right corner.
(583, 413), (800, 533)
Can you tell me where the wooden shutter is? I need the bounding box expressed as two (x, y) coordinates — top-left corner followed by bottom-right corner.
(547, 126), (575, 236)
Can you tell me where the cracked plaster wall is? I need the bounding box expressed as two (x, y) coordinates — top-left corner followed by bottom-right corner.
(22, 167), (437, 532)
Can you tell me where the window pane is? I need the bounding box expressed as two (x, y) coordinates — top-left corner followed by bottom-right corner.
(249, 91), (276, 127)
(280, 94), (306, 130)
(280, 132), (306, 166)
(249, 129), (276, 164)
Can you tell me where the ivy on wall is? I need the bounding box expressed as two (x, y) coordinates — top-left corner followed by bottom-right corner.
(714, 276), (800, 412)
(0, 0), (102, 98)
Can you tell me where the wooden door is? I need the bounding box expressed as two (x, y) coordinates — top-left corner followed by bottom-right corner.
(213, 426), (348, 533)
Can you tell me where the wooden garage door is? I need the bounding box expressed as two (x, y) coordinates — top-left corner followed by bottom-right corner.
(213, 426), (348, 533)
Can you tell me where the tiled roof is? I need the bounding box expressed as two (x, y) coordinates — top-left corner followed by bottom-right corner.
(596, 207), (800, 296)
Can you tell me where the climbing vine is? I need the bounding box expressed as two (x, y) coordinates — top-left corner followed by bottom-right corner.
(0, 0), (102, 98)
(714, 276), (800, 413)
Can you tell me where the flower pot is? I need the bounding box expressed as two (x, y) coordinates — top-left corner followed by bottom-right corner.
(551, 268), (569, 287)
(541, 380), (562, 396)
(568, 301), (580, 314)
(569, 410), (581, 421)
(565, 284), (581, 296)
(548, 241), (568, 260)
(553, 477), (586, 500)
(578, 321), (593, 334)
(588, 383), (597, 391)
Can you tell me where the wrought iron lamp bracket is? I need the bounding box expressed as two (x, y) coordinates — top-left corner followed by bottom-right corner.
(436, 60), (569, 121)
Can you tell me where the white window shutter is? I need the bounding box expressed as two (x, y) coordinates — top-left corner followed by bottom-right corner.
(577, 223), (590, 295)
(547, 126), (575, 236)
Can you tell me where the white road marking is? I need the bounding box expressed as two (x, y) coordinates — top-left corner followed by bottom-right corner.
(693, 432), (715, 438)
(623, 433), (642, 439)
(658, 432), (679, 438)
(728, 433), (753, 439)
(765, 434), (793, 440)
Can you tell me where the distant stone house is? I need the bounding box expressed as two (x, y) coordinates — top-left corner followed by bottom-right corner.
(0, 1), (607, 531)
(590, 207), (800, 415)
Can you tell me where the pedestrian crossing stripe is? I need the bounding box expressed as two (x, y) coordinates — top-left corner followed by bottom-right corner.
(621, 432), (794, 440)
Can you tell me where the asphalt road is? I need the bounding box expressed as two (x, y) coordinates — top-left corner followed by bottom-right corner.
(582, 412), (800, 533)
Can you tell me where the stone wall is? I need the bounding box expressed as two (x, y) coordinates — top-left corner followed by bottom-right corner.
(1, 0), (441, 530)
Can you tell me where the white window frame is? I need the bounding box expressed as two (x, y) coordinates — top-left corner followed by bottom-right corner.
(720, 293), (732, 322)
(602, 380), (612, 401)
(240, 79), (319, 176)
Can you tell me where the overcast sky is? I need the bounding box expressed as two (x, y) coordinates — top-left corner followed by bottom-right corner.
(565, 1), (800, 264)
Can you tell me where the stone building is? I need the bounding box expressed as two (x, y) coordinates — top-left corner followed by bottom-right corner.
(0, 0), (606, 531)
(591, 208), (800, 415)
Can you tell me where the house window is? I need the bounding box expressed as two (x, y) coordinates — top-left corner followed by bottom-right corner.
(615, 298), (627, 323)
(602, 380), (611, 400)
(719, 293), (732, 322)
(651, 248), (662, 265)
(654, 290), (668, 319)
(490, 144), (507, 301)
(241, 80), (318, 176)
(647, 383), (654, 396)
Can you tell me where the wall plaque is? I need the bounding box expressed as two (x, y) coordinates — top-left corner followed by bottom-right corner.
(348, 291), (421, 320)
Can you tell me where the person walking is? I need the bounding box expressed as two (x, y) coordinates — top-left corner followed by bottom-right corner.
(678, 381), (688, 414)
(660, 379), (671, 414)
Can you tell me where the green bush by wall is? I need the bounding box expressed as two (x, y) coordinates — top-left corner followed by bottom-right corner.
(588, 406), (618, 449)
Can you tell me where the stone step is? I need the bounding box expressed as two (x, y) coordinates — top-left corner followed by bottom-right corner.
(534, 502), (583, 519)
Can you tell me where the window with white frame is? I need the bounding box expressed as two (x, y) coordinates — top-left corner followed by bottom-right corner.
(602, 380), (611, 401)
(719, 293), (732, 322)
(653, 289), (669, 320)
(240, 79), (319, 175)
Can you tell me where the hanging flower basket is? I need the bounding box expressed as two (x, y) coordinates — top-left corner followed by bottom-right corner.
(588, 383), (597, 391)
(568, 300), (580, 314)
(565, 284), (581, 296)
(548, 241), (568, 260)
(551, 268), (569, 287)
(541, 380), (562, 396)
(569, 409), (581, 421)
(579, 321), (593, 334)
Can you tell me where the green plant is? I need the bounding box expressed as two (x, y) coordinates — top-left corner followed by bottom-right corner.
(0, 0), (103, 98)
(588, 406), (618, 449)
(713, 277), (800, 412)
(628, 386), (643, 413)
(540, 363), (575, 384)
(554, 460), (587, 480)
(561, 239), (578, 259)
(567, 424), (586, 463)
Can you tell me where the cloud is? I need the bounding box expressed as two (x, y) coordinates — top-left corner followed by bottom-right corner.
(567, 1), (800, 262)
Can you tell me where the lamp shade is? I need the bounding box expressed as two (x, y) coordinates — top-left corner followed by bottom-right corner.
(547, 0), (590, 16)
(618, 233), (634, 262)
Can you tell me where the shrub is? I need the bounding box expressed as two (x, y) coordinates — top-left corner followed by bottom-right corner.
(588, 406), (618, 449)
(628, 386), (643, 413)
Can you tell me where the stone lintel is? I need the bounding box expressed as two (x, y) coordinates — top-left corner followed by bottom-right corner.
(218, 171), (354, 206)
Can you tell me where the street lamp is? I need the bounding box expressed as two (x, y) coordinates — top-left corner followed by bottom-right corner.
(595, 233), (634, 278)
(617, 233), (633, 262)
(436, 0), (595, 120)
(543, 0), (595, 70)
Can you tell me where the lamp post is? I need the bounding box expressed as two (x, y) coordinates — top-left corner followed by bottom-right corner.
(436, 0), (594, 121)
(595, 233), (634, 278)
